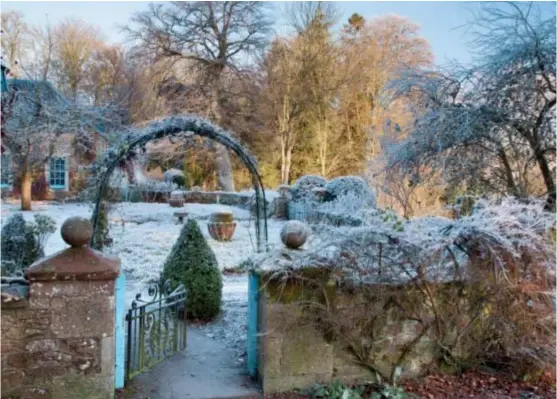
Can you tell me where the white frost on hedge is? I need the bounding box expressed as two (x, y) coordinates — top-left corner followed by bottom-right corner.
(163, 169), (185, 182)
(324, 176), (376, 208)
(135, 181), (178, 193)
(290, 175), (327, 201)
(251, 197), (556, 284)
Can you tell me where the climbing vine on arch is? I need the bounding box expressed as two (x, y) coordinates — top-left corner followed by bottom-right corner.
(88, 115), (268, 251)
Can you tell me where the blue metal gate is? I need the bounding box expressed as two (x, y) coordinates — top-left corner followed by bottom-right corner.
(114, 275), (187, 386)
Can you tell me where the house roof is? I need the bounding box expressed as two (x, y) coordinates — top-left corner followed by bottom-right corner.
(6, 78), (69, 108)
(4, 78), (128, 142)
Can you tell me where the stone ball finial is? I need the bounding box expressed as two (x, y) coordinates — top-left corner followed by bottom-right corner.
(61, 217), (93, 247)
(280, 220), (310, 249)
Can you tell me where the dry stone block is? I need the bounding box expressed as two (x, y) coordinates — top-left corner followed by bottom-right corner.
(51, 296), (114, 339)
(51, 375), (114, 399)
(259, 337), (282, 378)
(25, 339), (57, 353)
(100, 335), (115, 375)
(1, 369), (25, 389)
(280, 325), (334, 377)
(263, 373), (331, 394)
(30, 281), (114, 299)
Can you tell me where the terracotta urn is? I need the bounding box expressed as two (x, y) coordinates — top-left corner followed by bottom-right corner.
(207, 211), (236, 241)
(169, 191), (184, 208)
(280, 220), (310, 249)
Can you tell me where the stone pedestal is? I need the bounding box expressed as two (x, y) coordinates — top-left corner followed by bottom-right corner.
(1, 217), (121, 399)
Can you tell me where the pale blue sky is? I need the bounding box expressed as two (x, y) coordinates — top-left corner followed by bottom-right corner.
(3, 1), (556, 66)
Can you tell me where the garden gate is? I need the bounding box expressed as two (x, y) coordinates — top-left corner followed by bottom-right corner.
(99, 115), (270, 388)
(114, 273), (187, 388)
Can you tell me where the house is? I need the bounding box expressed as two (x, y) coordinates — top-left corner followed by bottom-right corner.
(0, 63), (124, 200)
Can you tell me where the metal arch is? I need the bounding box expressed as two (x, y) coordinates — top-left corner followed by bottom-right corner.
(90, 115), (269, 252)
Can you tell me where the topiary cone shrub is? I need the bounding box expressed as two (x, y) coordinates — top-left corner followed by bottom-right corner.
(162, 219), (222, 321)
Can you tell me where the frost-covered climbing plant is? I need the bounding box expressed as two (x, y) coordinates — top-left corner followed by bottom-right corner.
(88, 114), (269, 251)
(254, 196), (555, 380)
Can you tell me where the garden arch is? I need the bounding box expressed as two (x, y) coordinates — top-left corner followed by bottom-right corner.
(90, 115), (268, 251)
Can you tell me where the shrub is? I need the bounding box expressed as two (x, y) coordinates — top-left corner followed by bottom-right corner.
(28, 214), (56, 256)
(324, 176), (376, 208)
(290, 175), (328, 202)
(1, 213), (56, 275)
(271, 197), (556, 382)
(172, 174), (187, 188)
(161, 219), (222, 320)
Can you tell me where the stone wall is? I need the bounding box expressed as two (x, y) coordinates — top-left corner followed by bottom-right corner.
(256, 270), (469, 394)
(1, 217), (120, 399)
(181, 190), (287, 219)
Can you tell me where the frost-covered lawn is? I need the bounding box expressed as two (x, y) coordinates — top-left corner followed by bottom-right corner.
(1, 200), (286, 359)
(1, 201), (284, 278)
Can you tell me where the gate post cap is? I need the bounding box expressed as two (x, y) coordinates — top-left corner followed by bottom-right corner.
(26, 217), (120, 282)
(61, 217), (93, 247)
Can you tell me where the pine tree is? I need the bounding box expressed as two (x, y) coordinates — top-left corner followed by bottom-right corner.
(161, 219), (222, 320)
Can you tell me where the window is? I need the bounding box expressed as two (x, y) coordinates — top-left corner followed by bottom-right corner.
(49, 157), (67, 189)
(1, 153), (11, 188)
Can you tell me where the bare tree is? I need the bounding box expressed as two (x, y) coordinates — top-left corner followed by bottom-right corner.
(261, 38), (304, 185)
(385, 2), (556, 209)
(125, 1), (274, 191)
(27, 21), (55, 81)
(1, 79), (109, 210)
(1, 11), (28, 77)
(52, 18), (102, 99)
(286, 1), (340, 34)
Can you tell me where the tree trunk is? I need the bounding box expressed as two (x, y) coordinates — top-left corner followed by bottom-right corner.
(499, 149), (519, 197)
(284, 148), (292, 185)
(280, 135), (288, 185)
(215, 145), (235, 192)
(209, 79), (235, 192)
(20, 171), (32, 211)
(534, 148), (556, 212)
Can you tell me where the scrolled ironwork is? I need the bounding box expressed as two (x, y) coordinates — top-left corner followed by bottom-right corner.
(125, 278), (187, 381)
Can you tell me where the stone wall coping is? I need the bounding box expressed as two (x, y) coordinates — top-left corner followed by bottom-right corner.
(25, 216), (121, 282)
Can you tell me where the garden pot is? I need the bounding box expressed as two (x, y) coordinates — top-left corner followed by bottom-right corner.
(207, 221), (237, 241)
(210, 211), (234, 223)
(169, 191), (184, 208)
(169, 198), (184, 207)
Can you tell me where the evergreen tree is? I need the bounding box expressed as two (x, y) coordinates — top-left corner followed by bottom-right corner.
(161, 219), (222, 320)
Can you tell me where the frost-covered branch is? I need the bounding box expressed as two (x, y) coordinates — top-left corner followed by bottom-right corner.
(383, 2), (556, 208)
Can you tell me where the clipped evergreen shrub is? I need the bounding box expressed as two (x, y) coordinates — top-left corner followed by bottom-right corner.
(161, 219), (222, 320)
(172, 174), (187, 188)
(1, 213), (39, 275)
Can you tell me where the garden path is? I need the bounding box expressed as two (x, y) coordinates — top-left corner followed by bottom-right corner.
(124, 326), (260, 399)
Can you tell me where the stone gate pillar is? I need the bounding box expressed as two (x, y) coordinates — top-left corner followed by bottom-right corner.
(23, 216), (120, 399)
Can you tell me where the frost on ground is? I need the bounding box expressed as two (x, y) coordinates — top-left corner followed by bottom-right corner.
(200, 274), (249, 364)
(1, 200), (285, 360)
